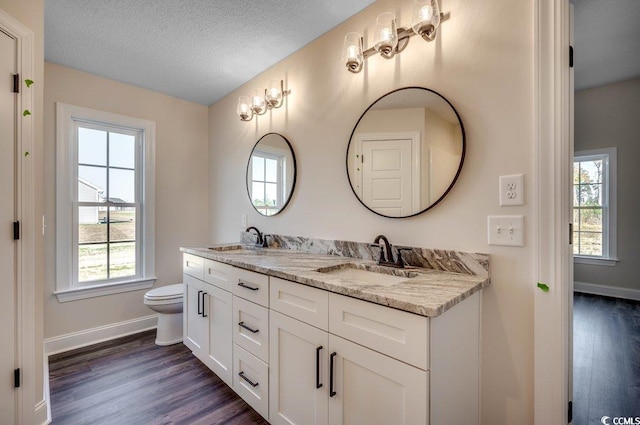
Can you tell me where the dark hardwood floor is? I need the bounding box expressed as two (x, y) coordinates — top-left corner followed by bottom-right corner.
(48, 330), (268, 425)
(573, 293), (640, 424)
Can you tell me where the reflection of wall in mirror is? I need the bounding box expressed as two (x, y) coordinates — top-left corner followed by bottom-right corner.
(424, 109), (462, 204)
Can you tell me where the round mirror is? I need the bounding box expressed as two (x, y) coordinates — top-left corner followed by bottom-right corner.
(346, 87), (465, 218)
(246, 133), (297, 216)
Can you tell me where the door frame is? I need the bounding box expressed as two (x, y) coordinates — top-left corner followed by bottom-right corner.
(0, 8), (36, 425)
(534, 0), (572, 423)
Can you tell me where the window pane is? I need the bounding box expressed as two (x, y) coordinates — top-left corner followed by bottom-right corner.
(573, 163), (580, 184)
(578, 232), (602, 256)
(109, 168), (135, 203)
(265, 183), (278, 206)
(78, 207), (107, 243)
(581, 159), (603, 184)
(109, 132), (136, 169)
(573, 185), (580, 206)
(109, 242), (136, 278)
(109, 207), (136, 242)
(78, 127), (107, 166)
(252, 156), (265, 180)
(573, 209), (581, 232)
(78, 243), (108, 282)
(252, 182), (265, 205)
(580, 208), (602, 233)
(265, 158), (278, 182)
(578, 183), (602, 206)
(78, 165), (106, 201)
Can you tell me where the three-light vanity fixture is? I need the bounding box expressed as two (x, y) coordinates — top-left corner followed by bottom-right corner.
(342, 0), (449, 73)
(237, 79), (291, 122)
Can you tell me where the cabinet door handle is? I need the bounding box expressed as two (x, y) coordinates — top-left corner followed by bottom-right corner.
(238, 321), (259, 333)
(197, 290), (203, 315)
(201, 292), (207, 318)
(237, 281), (259, 291)
(329, 352), (337, 397)
(316, 346), (323, 389)
(238, 371), (259, 387)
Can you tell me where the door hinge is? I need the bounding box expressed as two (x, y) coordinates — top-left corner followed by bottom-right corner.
(13, 221), (20, 240)
(361, 154), (364, 163)
(568, 400), (573, 423)
(569, 223), (573, 245)
(13, 74), (20, 93)
(569, 46), (574, 68)
(14, 368), (20, 388)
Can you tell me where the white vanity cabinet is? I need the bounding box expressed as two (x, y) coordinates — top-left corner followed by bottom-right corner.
(183, 254), (234, 387)
(184, 254), (481, 425)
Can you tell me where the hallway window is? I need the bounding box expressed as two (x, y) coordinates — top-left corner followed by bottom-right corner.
(573, 148), (617, 264)
(55, 103), (156, 301)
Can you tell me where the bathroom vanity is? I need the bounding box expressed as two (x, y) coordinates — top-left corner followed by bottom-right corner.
(180, 237), (489, 425)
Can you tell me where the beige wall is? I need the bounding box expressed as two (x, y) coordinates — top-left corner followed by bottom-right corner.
(574, 78), (640, 291)
(43, 63), (209, 338)
(208, 0), (534, 423)
(0, 0), (45, 409)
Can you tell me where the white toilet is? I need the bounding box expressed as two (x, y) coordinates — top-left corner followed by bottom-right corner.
(144, 283), (184, 346)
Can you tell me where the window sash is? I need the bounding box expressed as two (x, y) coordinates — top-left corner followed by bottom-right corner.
(72, 121), (143, 287)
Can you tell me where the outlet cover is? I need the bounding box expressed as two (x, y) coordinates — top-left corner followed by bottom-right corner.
(488, 215), (524, 246)
(499, 174), (524, 206)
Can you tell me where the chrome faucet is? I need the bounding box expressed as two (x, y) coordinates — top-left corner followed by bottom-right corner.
(371, 235), (412, 268)
(246, 227), (263, 246)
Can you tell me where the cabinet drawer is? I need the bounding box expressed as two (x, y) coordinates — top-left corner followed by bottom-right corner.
(183, 254), (204, 280)
(328, 293), (428, 370)
(270, 277), (328, 331)
(233, 344), (269, 421)
(233, 296), (269, 362)
(204, 259), (234, 291)
(232, 267), (269, 307)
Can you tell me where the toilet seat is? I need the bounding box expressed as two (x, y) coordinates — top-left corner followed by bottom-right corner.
(144, 283), (183, 302)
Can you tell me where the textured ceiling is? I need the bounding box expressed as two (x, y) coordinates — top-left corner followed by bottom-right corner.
(573, 0), (640, 90)
(45, 0), (375, 105)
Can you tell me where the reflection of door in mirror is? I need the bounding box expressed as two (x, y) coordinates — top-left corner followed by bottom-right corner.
(248, 148), (288, 216)
(354, 133), (420, 216)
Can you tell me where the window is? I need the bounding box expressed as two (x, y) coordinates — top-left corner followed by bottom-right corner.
(248, 151), (287, 216)
(573, 148), (617, 265)
(56, 103), (155, 301)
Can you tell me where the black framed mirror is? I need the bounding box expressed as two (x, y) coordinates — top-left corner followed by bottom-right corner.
(246, 133), (297, 216)
(346, 87), (465, 218)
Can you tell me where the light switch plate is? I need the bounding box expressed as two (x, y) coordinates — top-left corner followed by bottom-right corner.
(488, 215), (524, 246)
(499, 174), (524, 206)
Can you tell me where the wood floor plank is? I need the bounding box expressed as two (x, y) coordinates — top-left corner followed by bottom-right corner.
(49, 330), (268, 424)
(573, 293), (640, 424)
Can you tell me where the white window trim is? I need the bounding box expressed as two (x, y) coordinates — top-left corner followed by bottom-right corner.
(55, 103), (156, 302)
(573, 147), (617, 264)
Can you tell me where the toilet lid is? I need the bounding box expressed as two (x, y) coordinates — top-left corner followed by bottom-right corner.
(145, 283), (183, 300)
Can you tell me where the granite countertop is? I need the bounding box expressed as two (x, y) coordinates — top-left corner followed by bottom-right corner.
(181, 243), (490, 317)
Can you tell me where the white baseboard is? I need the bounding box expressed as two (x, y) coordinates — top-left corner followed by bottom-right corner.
(44, 314), (158, 356)
(39, 346), (51, 425)
(574, 281), (640, 301)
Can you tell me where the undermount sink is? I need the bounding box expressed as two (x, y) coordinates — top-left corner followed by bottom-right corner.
(316, 263), (420, 287)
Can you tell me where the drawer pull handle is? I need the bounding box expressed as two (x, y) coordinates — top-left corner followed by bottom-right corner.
(197, 290), (203, 315)
(316, 346), (323, 389)
(238, 322), (259, 333)
(330, 352), (337, 397)
(238, 371), (259, 387)
(201, 292), (207, 318)
(238, 281), (259, 291)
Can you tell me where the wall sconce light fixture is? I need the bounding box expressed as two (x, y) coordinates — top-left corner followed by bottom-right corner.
(342, 0), (449, 73)
(237, 80), (291, 121)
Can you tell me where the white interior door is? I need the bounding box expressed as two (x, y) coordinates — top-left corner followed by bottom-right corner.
(361, 137), (414, 216)
(0, 28), (17, 425)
